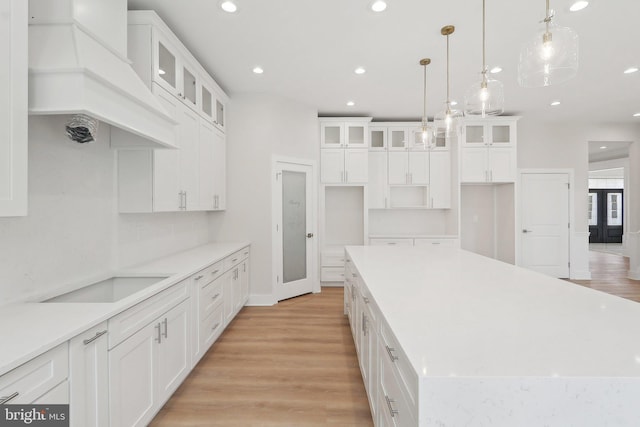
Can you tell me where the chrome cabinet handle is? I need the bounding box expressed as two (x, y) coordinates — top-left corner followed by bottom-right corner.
(211, 293), (220, 301)
(385, 395), (399, 417)
(522, 229), (531, 233)
(211, 269), (220, 276)
(232, 258), (238, 263)
(352, 273), (357, 278)
(363, 297), (370, 304)
(83, 330), (107, 345)
(212, 322), (220, 332)
(155, 323), (162, 343)
(184, 191), (188, 209)
(162, 318), (168, 338)
(194, 275), (204, 281)
(0, 392), (19, 405)
(385, 345), (398, 362)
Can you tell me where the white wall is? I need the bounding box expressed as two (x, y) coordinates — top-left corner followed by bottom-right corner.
(0, 116), (211, 305)
(209, 94), (318, 305)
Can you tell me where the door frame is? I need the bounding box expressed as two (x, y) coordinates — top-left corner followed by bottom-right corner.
(517, 169), (575, 277)
(271, 156), (319, 301)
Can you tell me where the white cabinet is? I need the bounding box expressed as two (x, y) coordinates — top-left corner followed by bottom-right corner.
(429, 151), (451, 209)
(368, 152), (388, 209)
(388, 151), (429, 185)
(460, 118), (519, 183)
(109, 299), (190, 427)
(321, 149), (368, 184)
(197, 120), (226, 210)
(0, 343), (68, 405)
(321, 121), (369, 148)
(0, 0), (28, 217)
(69, 322), (109, 427)
(321, 247), (346, 282)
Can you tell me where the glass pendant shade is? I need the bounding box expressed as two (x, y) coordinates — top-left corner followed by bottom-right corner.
(518, 21), (579, 87)
(435, 102), (463, 137)
(464, 75), (504, 117)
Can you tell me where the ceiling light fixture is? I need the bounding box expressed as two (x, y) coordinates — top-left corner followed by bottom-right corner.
(600, 146), (607, 149)
(347, 101), (355, 106)
(634, 113), (640, 117)
(624, 67), (639, 74)
(569, 1), (589, 11)
(419, 58), (435, 147)
(371, 1), (387, 12)
(490, 66), (502, 74)
(354, 67), (366, 75)
(220, 1), (238, 13)
(435, 26), (462, 138)
(464, 0), (504, 117)
(252, 67), (264, 74)
(550, 100), (561, 106)
(518, 0), (579, 87)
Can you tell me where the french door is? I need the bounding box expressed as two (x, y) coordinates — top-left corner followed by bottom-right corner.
(588, 189), (623, 243)
(273, 159), (316, 301)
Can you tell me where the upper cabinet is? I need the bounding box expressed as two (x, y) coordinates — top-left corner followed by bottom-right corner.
(320, 120), (369, 149)
(459, 117), (519, 183)
(0, 0), (28, 217)
(320, 118), (372, 184)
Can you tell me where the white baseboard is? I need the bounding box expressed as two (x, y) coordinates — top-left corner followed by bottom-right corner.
(321, 281), (344, 288)
(246, 294), (277, 306)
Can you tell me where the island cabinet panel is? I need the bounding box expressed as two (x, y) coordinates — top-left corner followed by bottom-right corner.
(345, 245), (640, 426)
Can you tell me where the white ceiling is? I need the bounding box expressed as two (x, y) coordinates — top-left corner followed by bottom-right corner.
(127, 0), (640, 126)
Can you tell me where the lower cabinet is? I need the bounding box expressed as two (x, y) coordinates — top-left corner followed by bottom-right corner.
(108, 299), (190, 427)
(69, 322), (109, 427)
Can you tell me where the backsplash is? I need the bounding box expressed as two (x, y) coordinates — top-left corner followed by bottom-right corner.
(0, 116), (211, 305)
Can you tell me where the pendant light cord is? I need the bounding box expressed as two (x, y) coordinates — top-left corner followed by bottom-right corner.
(423, 63), (427, 127)
(446, 34), (450, 106)
(482, 0), (486, 74)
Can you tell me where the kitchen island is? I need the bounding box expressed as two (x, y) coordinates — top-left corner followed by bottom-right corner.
(345, 245), (640, 426)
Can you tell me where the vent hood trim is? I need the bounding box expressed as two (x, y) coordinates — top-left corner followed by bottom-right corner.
(29, 20), (178, 149)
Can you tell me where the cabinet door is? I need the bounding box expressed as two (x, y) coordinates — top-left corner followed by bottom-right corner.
(488, 147), (516, 182)
(0, 0), (27, 217)
(212, 128), (226, 210)
(108, 322), (155, 427)
(462, 123), (486, 147)
(152, 84), (181, 212)
(181, 60), (199, 111)
(388, 128), (409, 151)
(240, 259), (250, 305)
(233, 266), (243, 312)
(156, 300), (191, 405)
(408, 151), (429, 185)
(460, 147), (489, 183)
(70, 322), (109, 427)
(222, 270), (235, 325)
(198, 120), (216, 210)
(178, 102), (200, 210)
(369, 127), (387, 150)
(215, 96), (225, 130)
(388, 152), (408, 185)
(153, 31), (180, 97)
(200, 81), (215, 123)
(344, 149), (368, 183)
(320, 123), (344, 148)
(489, 123), (515, 147)
(368, 152), (388, 209)
(429, 151), (451, 209)
(345, 122), (367, 148)
(320, 149), (345, 183)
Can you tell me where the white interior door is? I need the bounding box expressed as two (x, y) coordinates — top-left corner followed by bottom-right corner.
(520, 172), (570, 278)
(274, 161), (315, 301)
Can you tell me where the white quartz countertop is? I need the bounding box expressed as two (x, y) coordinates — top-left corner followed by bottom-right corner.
(346, 245), (640, 378)
(0, 242), (249, 376)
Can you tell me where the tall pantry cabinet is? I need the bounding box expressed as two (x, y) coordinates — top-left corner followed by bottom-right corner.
(116, 11), (227, 212)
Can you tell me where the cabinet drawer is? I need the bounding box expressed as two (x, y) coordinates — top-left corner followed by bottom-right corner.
(109, 279), (189, 349)
(380, 346), (416, 427)
(321, 251), (345, 267)
(369, 238), (413, 246)
(321, 266), (345, 282)
(32, 379), (69, 404)
(200, 278), (224, 320)
(193, 260), (224, 287)
(413, 238), (458, 247)
(380, 321), (418, 407)
(224, 248), (246, 271)
(200, 304), (225, 351)
(0, 343), (68, 405)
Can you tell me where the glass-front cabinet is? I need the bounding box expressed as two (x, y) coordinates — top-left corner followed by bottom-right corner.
(320, 121), (369, 148)
(462, 120), (516, 147)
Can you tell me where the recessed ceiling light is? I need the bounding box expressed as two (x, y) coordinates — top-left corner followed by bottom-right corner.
(158, 69), (166, 75)
(354, 67), (366, 75)
(624, 67), (639, 74)
(252, 67), (264, 74)
(220, 1), (238, 13)
(347, 101), (355, 106)
(550, 100), (561, 106)
(490, 66), (502, 74)
(634, 113), (640, 117)
(371, 1), (387, 12)
(569, 1), (589, 12)
(600, 146), (607, 149)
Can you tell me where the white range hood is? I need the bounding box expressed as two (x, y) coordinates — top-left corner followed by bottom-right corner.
(28, 0), (177, 148)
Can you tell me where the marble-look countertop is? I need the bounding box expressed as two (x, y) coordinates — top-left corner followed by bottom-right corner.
(0, 242), (249, 376)
(346, 245), (640, 426)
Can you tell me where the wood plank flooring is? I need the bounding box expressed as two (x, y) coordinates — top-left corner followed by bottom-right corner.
(151, 251), (640, 426)
(150, 288), (373, 427)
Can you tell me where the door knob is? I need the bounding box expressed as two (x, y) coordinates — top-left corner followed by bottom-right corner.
(306, 233), (314, 238)
(522, 229), (531, 233)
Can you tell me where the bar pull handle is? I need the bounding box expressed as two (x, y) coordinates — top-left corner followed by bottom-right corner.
(212, 322), (221, 332)
(386, 345), (398, 362)
(385, 395), (399, 417)
(211, 293), (220, 301)
(194, 275), (204, 281)
(162, 318), (168, 338)
(83, 330), (107, 345)
(155, 323), (162, 343)
(0, 392), (19, 405)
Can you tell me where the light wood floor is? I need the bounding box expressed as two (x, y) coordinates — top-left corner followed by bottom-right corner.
(151, 251), (640, 426)
(150, 288), (373, 427)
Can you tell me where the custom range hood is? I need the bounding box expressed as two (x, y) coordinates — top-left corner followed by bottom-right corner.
(28, 0), (177, 148)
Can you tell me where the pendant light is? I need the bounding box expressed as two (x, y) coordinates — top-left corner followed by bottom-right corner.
(419, 58), (435, 148)
(518, 0), (579, 87)
(435, 25), (463, 139)
(464, 0), (504, 117)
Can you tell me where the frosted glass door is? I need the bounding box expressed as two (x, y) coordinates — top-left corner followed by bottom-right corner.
(282, 171), (307, 283)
